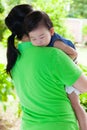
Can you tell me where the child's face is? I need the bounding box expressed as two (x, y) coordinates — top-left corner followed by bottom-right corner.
(28, 26), (54, 46)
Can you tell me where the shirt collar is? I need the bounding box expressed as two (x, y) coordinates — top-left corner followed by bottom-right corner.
(18, 41), (33, 51)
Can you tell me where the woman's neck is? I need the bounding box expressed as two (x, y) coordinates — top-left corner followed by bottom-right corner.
(21, 35), (30, 42)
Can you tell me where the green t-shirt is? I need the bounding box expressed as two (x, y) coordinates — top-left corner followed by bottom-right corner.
(11, 42), (82, 130)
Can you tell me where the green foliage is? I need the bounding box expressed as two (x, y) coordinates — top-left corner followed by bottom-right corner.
(79, 65), (87, 111)
(16, 103), (22, 118)
(1, 29), (11, 47)
(82, 24), (87, 36)
(0, 63), (16, 109)
(80, 93), (87, 111)
(79, 64), (87, 76)
(68, 0), (87, 18)
(0, 0), (6, 41)
(0, 19), (6, 41)
(0, 0), (4, 13)
(32, 0), (71, 37)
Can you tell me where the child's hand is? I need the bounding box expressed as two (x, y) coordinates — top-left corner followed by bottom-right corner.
(54, 40), (78, 60)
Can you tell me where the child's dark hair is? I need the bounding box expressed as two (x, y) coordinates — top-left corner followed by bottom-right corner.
(24, 10), (53, 34)
(5, 4), (33, 74)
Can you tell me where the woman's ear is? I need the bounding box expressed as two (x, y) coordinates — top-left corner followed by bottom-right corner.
(50, 27), (54, 36)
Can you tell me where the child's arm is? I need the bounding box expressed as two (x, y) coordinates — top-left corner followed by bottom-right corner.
(54, 40), (78, 60)
(68, 92), (87, 130)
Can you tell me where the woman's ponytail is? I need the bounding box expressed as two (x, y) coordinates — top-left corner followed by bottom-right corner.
(6, 33), (20, 74)
(5, 4), (33, 74)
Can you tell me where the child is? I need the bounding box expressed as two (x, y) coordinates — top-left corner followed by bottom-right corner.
(24, 10), (87, 130)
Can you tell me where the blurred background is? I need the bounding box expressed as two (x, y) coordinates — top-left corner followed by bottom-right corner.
(0, 0), (87, 129)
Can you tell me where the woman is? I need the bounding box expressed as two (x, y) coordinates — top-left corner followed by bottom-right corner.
(5, 4), (87, 130)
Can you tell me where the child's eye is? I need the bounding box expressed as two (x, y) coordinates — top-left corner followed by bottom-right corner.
(40, 37), (44, 39)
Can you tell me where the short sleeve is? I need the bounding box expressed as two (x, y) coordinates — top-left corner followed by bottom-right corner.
(48, 33), (61, 47)
(49, 33), (76, 49)
(53, 49), (82, 86)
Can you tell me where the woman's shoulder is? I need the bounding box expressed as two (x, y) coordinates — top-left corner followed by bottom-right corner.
(18, 41), (32, 51)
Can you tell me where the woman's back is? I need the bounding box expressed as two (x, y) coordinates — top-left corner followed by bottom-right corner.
(11, 42), (81, 130)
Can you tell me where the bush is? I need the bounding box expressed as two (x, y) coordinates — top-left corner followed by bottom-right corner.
(79, 64), (87, 111)
(1, 29), (11, 47)
(80, 93), (87, 111)
(0, 63), (16, 110)
(82, 24), (87, 36)
(79, 64), (87, 76)
(32, 0), (70, 37)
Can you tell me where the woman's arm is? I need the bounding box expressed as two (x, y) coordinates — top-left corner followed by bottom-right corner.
(73, 73), (87, 92)
(54, 40), (78, 60)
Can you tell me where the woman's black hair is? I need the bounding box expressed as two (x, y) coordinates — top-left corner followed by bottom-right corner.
(5, 4), (33, 74)
(24, 10), (53, 34)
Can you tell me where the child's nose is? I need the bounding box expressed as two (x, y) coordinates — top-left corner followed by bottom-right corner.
(37, 40), (42, 44)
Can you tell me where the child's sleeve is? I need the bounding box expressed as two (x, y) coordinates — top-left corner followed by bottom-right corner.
(49, 33), (76, 49)
(65, 86), (81, 95)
